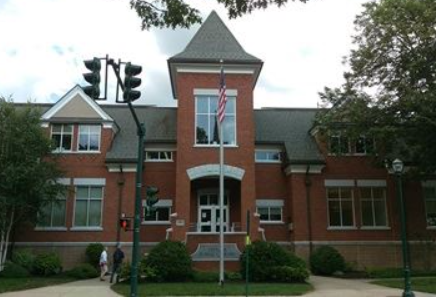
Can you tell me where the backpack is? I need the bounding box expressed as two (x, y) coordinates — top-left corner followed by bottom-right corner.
(113, 249), (124, 263)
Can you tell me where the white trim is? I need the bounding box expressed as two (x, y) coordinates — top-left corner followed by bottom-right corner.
(284, 165), (325, 175)
(357, 179), (387, 187)
(187, 164), (245, 181)
(70, 227), (103, 232)
(41, 85), (114, 122)
(194, 88), (238, 96)
(57, 178), (71, 185)
(73, 178), (106, 186)
(34, 227), (68, 232)
(106, 164), (137, 173)
(142, 199), (173, 207)
(256, 199), (284, 207)
(325, 179), (355, 187)
(179, 67), (254, 75)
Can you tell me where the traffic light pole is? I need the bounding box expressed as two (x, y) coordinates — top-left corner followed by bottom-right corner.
(107, 59), (145, 297)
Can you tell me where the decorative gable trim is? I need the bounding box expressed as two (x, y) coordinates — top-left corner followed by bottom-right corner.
(41, 85), (114, 123)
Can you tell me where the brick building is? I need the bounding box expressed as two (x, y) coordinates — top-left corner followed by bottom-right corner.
(14, 11), (436, 271)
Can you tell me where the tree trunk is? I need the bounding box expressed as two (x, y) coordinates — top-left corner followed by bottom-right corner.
(0, 209), (14, 271)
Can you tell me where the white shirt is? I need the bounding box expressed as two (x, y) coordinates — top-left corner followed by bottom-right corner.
(100, 250), (107, 264)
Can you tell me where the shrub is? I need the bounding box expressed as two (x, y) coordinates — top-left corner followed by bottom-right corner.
(66, 263), (99, 279)
(146, 241), (193, 282)
(11, 249), (35, 272)
(0, 261), (30, 278)
(193, 271), (220, 282)
(226, 271), (243, 281)
(119, 262), (131, 282)
(310, 246), (345, 276)
(240, 241), (308, 282)
(85, 243), (104, 268)
(33, 252), (62, 276)
(269, 266), (310, 283)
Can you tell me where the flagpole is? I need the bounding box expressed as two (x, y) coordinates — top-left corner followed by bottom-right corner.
(218, 60), (225, 286)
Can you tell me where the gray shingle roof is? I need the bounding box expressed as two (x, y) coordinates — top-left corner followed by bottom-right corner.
(168, 11), (261, 63)
(254, 109), (325, 164)
(103, 106), (177, 162)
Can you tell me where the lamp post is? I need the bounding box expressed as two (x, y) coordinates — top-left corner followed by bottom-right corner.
(392, 158), (415, 297)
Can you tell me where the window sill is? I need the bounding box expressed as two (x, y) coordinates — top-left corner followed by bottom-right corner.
(144, 160), (174, 163)
(194, 144), (239, 148)
(255, 161), (281, 164)
(327, 226), (358, 231)
(259, 221), (284, 225)
(34, 227), (68, 232)
(70, 227), (103, 232)
(360, 226), (391, 230)
(141, 221), (171, 225)
(51, 151), (101, 154)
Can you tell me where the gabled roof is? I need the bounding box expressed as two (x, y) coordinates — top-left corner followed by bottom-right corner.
(168, 11), (261, 64)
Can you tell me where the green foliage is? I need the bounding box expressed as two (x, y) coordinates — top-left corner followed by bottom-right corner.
(269, 266), (310, 283)
(129, 0), (307, 30)
(33, 253), (62, 276)
(0, 261), (30, 278)
(146, 241), (193, 282)
(11, 249), (35, 272)
(366, 267), (436, 279)
(240, 241), (308, 282)
(193, 271), (219, 282)
(316, 0), (436, 174)
(310, 246), (345, 276)
(85, 243), (104, 268)
(65, 263), (99, 279)
(225, 271), (243, 281)
(119, 261), (131, 281)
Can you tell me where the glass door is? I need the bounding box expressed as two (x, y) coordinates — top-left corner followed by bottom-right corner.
(198, 191), (229, 232)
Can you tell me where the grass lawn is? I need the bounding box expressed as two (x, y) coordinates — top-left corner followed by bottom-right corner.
(112, 282), (313, 296)
(0, 276), (77, 293)
(371, 277), (436, 294)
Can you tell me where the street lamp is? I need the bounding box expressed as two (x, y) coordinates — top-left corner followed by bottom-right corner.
(391, 158), (415, 297)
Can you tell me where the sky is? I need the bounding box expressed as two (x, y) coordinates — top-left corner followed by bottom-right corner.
(0, 0), (368, 108)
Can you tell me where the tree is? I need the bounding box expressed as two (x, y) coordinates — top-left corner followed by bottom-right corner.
(129, 0), (308, 30)
(0, 99), (64, 270)
(316, 0), (436, 175)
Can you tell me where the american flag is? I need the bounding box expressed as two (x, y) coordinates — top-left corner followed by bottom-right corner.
(217, 66), (227, 123)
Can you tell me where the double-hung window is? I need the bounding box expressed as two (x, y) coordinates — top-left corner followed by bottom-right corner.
(327, 187), (355, 228)
(74, 185), (103, 227)
(78, 125), (101, 152)
(195, 95), (236, 145)
(360, 187), (388, 227)
(256, 200), (284, 223)
(143, 200), (172, 224)
(51, 124), (73, 152)
(145, 151), (173, 161)
(37, 193), (67, 228)
(329, 134), (350, 155)
(423, 182), (436, 227)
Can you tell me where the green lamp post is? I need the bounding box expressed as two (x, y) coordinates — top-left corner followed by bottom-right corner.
(392, 158), (415, 297)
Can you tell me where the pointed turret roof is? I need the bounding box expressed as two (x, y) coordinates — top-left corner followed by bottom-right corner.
(169, 11), (261, 63)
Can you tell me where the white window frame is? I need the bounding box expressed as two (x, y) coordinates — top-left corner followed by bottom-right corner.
(423, 181), (436, 229)
(145, 151), (173, 162)
(72, 179), (105, 231)
(51, 124), (73, 153)
(256, 199), (284, 224)
(359, 186), (389, 229)
(327, 187), (356, 229)
(194, 95), (237, 147)
(35, 194), (67, 231)
(255, 150), (281, 163)
(77, 124), (101, 152)
(142, 199), (172, 225)
(328, 134), (350, 155)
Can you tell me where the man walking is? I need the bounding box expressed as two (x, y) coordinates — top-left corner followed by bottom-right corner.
(110, 243), (125, 283)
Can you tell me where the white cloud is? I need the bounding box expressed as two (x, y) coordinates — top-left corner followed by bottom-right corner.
(0, 0), (367, 107)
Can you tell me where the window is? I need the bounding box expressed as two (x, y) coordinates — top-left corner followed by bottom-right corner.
(327, 187), (355, 227)
(360, 187), (388, 227)
(37, 194), (67, 228)
(74, 186), (103, 227)
(145, 151), (173, 161)
(256, 199), (284, 223)
(78, 125), (101, 152)
(355, 136), (375, 154)
(329, 135), (350, 155)
(143, 200), (172, 223)
(255, 150), (281, 163)
(423, 185), (436, 227)
(51, 124), (73, 152)
(195, 95), (236, 145)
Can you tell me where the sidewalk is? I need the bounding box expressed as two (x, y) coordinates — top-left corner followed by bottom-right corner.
(0, 275), (435, 297)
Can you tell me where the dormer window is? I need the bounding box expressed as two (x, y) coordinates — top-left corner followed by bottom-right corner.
(195, 95), (236, 146)
(78, 125), (101, 152)
(329, 134), (375, 155)
(51, 124), (73, 152)
(329, 134), (350, 155)
(355, 136), (375, 154)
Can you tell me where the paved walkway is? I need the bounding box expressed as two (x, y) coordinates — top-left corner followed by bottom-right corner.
(0, 276), (435, 297)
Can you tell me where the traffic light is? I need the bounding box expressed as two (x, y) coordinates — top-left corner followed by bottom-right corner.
(145, 186), (159, 215)
(119, 218), (131, 231)
(123, 62), (142, 102)
(82, 57), (101, 99)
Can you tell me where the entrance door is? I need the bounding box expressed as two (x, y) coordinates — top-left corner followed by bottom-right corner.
(198, 191), (228, 232)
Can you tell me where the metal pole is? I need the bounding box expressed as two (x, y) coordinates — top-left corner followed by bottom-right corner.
(396, 173), (415, 297)
(219, 116), (225, 286)
(245, 210), (250, 297)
